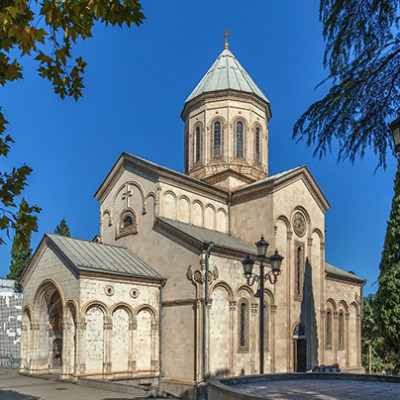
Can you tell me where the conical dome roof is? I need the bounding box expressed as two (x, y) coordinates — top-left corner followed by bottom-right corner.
(185, 48), (269, 104)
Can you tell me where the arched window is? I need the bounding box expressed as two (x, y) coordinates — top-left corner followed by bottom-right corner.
(123, 215), (133, 227)
(236, 122), (243, 158)
(213, 122), (221, 158)
(118, 209), (137, 238)
(326, 309), (332, 348)
(238, 299), (249, 351)
(195, 126), (201, 162)
(338, 311), (344, 349)
(255, 127), (261, 162)
(296, 246), (302, 296)
(293, 324), (305, 337)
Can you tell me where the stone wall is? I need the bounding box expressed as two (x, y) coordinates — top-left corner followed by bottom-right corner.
(0, 280), (22, 368)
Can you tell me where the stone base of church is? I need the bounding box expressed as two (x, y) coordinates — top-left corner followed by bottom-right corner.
(161, 378), (198, 399)
(342, 366), (365, 374)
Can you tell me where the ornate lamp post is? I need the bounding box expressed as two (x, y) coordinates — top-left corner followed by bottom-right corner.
(242, 236), (283, 375)
(390, 116), (400, 154)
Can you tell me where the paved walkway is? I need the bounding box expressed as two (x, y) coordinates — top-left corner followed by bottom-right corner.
(0, 370), (151, 400)
(235, 378), (400, 400)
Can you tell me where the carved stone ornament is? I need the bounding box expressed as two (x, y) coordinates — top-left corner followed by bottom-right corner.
(293, 212), (306, 237)
(130, 288), (140, 299)
(186, 265), (219, 285)
(104, 285), (114, 296)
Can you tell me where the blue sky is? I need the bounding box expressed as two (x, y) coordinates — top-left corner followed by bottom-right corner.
(1, 0), (396, 295)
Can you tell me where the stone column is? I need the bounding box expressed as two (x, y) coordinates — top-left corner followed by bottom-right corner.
(103, 317), (112, 377)
(319, 242), (326, 365)
(128, 320), (136, 374)
(250, 303), (258, 374)
(307, 237), (313, 370)
(229, 301), (237, 374)
(345, 312), (350, 368)
(271, 305), (277, 373)
(20, 324), (27, 373)
(30, 321), (40, 372)
(333, 311), (338, 364)
(60, 320), (69, 379)
(357, 313), (362, 368)
(151, 319), (159, 373)
(320, 310), (325, 365)
(286, 231), (293, 372)
(193, 301), (202, 381)
(75, 319), (86, 376)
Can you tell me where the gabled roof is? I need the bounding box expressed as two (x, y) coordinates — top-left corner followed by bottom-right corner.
(156, 217), (257, 256)
(233, 165), (331, 213)
(185, 48), (269, 104)
(94, 152), (228, 204)
(26, 233), (163, 281)
(325, 262), (364, 284)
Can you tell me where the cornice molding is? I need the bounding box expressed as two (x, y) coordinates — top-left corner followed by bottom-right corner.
(95, 152), (229, 205)
(181, 89), (271, 121)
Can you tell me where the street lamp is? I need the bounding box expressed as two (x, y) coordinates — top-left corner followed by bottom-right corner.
(242, 236), (284, 375)
(390, 116), (400, 153)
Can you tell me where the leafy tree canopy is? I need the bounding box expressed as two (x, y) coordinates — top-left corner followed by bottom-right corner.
(54, 217), (70, 237)
(376, 158), (400, 363)
(293, 0), (400, 168)
(0, 0), (145, 245)
(7, 198), (34, 284)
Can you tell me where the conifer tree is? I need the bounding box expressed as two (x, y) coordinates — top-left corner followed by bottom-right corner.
(7, 198), (33, 284)
(376, 159), (400, 366)
(54, 218), (71, 237)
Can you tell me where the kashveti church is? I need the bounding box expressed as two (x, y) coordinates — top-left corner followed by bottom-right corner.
(19, 42), (365, 396)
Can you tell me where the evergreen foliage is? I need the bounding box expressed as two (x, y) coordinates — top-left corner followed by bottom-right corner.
(293, 0), (400, 168)
(54, 218), (71, 237)
(376, 158), (400, 370)
(362, 294), (390, 374)
(0, 0), (145, 244)
(7, 198), (33, 284)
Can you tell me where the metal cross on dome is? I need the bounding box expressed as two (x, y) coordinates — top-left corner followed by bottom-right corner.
(223, 28), (231, 49)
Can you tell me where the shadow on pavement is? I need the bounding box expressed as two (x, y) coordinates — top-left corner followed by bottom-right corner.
(0, 390), (40, 399)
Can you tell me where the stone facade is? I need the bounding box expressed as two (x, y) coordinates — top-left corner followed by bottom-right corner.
(20, 46), (364, 397)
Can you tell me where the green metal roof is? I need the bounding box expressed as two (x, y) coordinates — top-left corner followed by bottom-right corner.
(46, 233), (163, 280)
(156, 217), (257, 255)
(325, 262), (364, 283)
(186, 48), (269, 104)
(156, 219), (364, 284)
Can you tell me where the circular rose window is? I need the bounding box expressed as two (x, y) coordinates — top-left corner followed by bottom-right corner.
(293, 212), (306, 237)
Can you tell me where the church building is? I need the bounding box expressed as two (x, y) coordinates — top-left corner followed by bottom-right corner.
(19, 41), (365, 397)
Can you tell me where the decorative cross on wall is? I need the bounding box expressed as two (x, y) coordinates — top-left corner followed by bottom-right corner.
(121, 186), (132, 207)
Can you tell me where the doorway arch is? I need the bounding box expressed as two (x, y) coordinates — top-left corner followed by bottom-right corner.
(33, 280), (65, 372)
(293, 324), (306, 372)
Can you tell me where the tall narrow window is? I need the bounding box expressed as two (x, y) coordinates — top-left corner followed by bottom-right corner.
(213, 122), (221, 158)
(338, 311), (344, 349)
(326, 309), (332, 348)
(238, 300), (248, 350)
(264, 302), (269, 352)
(255, 127), (261, 162)
(195, 127), (201, 162)
(236, 122), (243, 158)
(296, 247), (302, 296)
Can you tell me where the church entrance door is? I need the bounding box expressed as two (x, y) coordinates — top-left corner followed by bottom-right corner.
(293, 324), (307, 372)
(294, 339), (307, 372)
